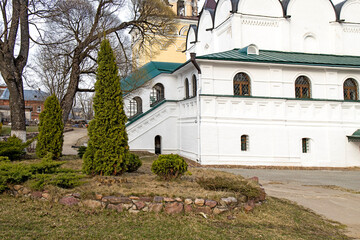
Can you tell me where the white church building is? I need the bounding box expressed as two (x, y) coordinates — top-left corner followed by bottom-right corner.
(124, 0), (360, 167)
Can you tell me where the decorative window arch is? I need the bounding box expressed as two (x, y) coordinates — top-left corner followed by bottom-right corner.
(150, 83), (165, 106)
(344, 78), (358, 100)
(234, 73), (251, 96)
(241, 135), (249, 151)
(302, 138), (310, 153)
(129, 97), (143, 118)
(192, 75), (197, 97)
(185, 78), (189, 99)
(295, 76), (311, 98)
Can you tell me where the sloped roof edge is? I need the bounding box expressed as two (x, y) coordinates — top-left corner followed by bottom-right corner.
(197, 47), (360, 68)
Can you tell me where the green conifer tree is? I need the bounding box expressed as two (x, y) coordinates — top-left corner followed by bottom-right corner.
(83, 39), (129, 175)
(36, 94), (64, 159)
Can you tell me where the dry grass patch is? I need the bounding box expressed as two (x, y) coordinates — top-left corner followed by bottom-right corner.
(56, 153), (248, 200)
(31, 152), (259, 201)
(0, 195), (351, 240)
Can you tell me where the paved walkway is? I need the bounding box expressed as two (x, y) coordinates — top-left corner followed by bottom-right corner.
(216, 168), (360, 239)
(62, 128), (88, 155)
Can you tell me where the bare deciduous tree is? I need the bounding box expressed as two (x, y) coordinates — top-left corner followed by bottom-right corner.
(0, 0), (30, 140)
(38, 0), (176, 123)
(76, 92), (93, 121)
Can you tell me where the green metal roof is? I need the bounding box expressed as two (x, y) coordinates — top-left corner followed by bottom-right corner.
(347, 129), (360, 142)
(197, 48), (360, 68)
(121, 61), (183, 93)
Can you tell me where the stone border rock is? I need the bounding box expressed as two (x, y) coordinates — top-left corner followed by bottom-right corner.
(8, 185), (266, 215)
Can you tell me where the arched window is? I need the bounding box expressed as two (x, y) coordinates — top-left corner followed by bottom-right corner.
(129, 97), (143, 118)
(234, 73), (251, 96)
(185, 78), (189, 99)
(192, 75), (197, 97)
(150, 83), (165, 106)
(302, 138), (310, 153)
(295, 76), (311, 98)
(241, 135), (249, 151)
(344, 78), (358, 100)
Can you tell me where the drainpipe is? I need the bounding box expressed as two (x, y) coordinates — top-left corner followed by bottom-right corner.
(190, 53), (202, 164)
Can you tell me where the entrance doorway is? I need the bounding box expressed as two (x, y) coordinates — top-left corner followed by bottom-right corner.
(155, 135), (161, 154)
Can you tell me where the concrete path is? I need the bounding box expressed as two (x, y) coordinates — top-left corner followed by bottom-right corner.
(62, 128), (88, 155)
(216, 168), (360, 239)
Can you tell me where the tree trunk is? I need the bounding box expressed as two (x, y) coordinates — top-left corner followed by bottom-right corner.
(6, 78), (26, 141)
(61, 52), (81, 123)
(0, 0), (29, 142)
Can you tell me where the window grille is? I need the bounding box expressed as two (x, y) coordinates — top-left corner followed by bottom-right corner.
(295, 76), (311, 98)
(150, 83), (165, 107)
(129, 100), (137, 117)
(344, 78), (358, 100)
(241, 135), (249, 151)
(302, 138), (310, 153)
(234, 73), (251, 96)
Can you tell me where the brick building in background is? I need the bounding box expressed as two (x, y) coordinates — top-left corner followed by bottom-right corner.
(0, 86), (48, 123)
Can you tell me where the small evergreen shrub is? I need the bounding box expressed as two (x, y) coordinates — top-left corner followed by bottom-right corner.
(77, 146), (87, 158)
(0, 161), (32, 192)
(151, 154), (188, 180)
(0, 153), (83, 193)
(126, 153), (142, 173)
(31, 173), (84, 190)
(0, 136), (31, 160)
(196, 176), (261, 199)
(36, 94), (64, 159)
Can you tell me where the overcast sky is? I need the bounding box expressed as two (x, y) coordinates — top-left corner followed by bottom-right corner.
(198, 0), (345, 9)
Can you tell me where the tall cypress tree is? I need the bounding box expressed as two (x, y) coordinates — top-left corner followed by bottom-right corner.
(36, 94), (64, 159)
(83, 39), (129, 175)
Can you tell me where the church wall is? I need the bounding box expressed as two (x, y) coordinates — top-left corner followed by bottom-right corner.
(124, 74), (178, 117)
(237, 0), (283, 17)
(199, 95), (360, 167)
(126, 101), (179, 154)
(188, 0), (360, 57)
(125, 67), (199, 158)
(197, 61), (360, 167)
(199, 61), (360, 101)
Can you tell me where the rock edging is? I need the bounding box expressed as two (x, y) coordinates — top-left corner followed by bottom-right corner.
(8, 185), (266, 215)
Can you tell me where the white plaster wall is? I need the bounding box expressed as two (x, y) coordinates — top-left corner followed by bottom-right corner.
(340, 0), (360, 23)
(199, 61), (360, 101)
(197, 10), (215, 55)
(237, 16), (284, 52)
(287, 0), (336, 54)
(237, 0), (283, 17)
(214, 0), (232, 28)
(127, 101), (179, 154)
(199, 96), (360, 167)
(178, 98), (198, 160)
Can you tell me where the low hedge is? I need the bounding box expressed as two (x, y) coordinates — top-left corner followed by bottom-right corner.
(126, 153), (142, 173)
(151, 154), (188, 180)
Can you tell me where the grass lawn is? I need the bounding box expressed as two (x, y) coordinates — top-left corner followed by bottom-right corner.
(0, 152), (351, 239)
(0, 125), (39, 136)
(0, 195), (349, 240)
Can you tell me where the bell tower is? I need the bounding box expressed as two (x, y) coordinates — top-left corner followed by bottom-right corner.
(132, 0), (199, 67)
